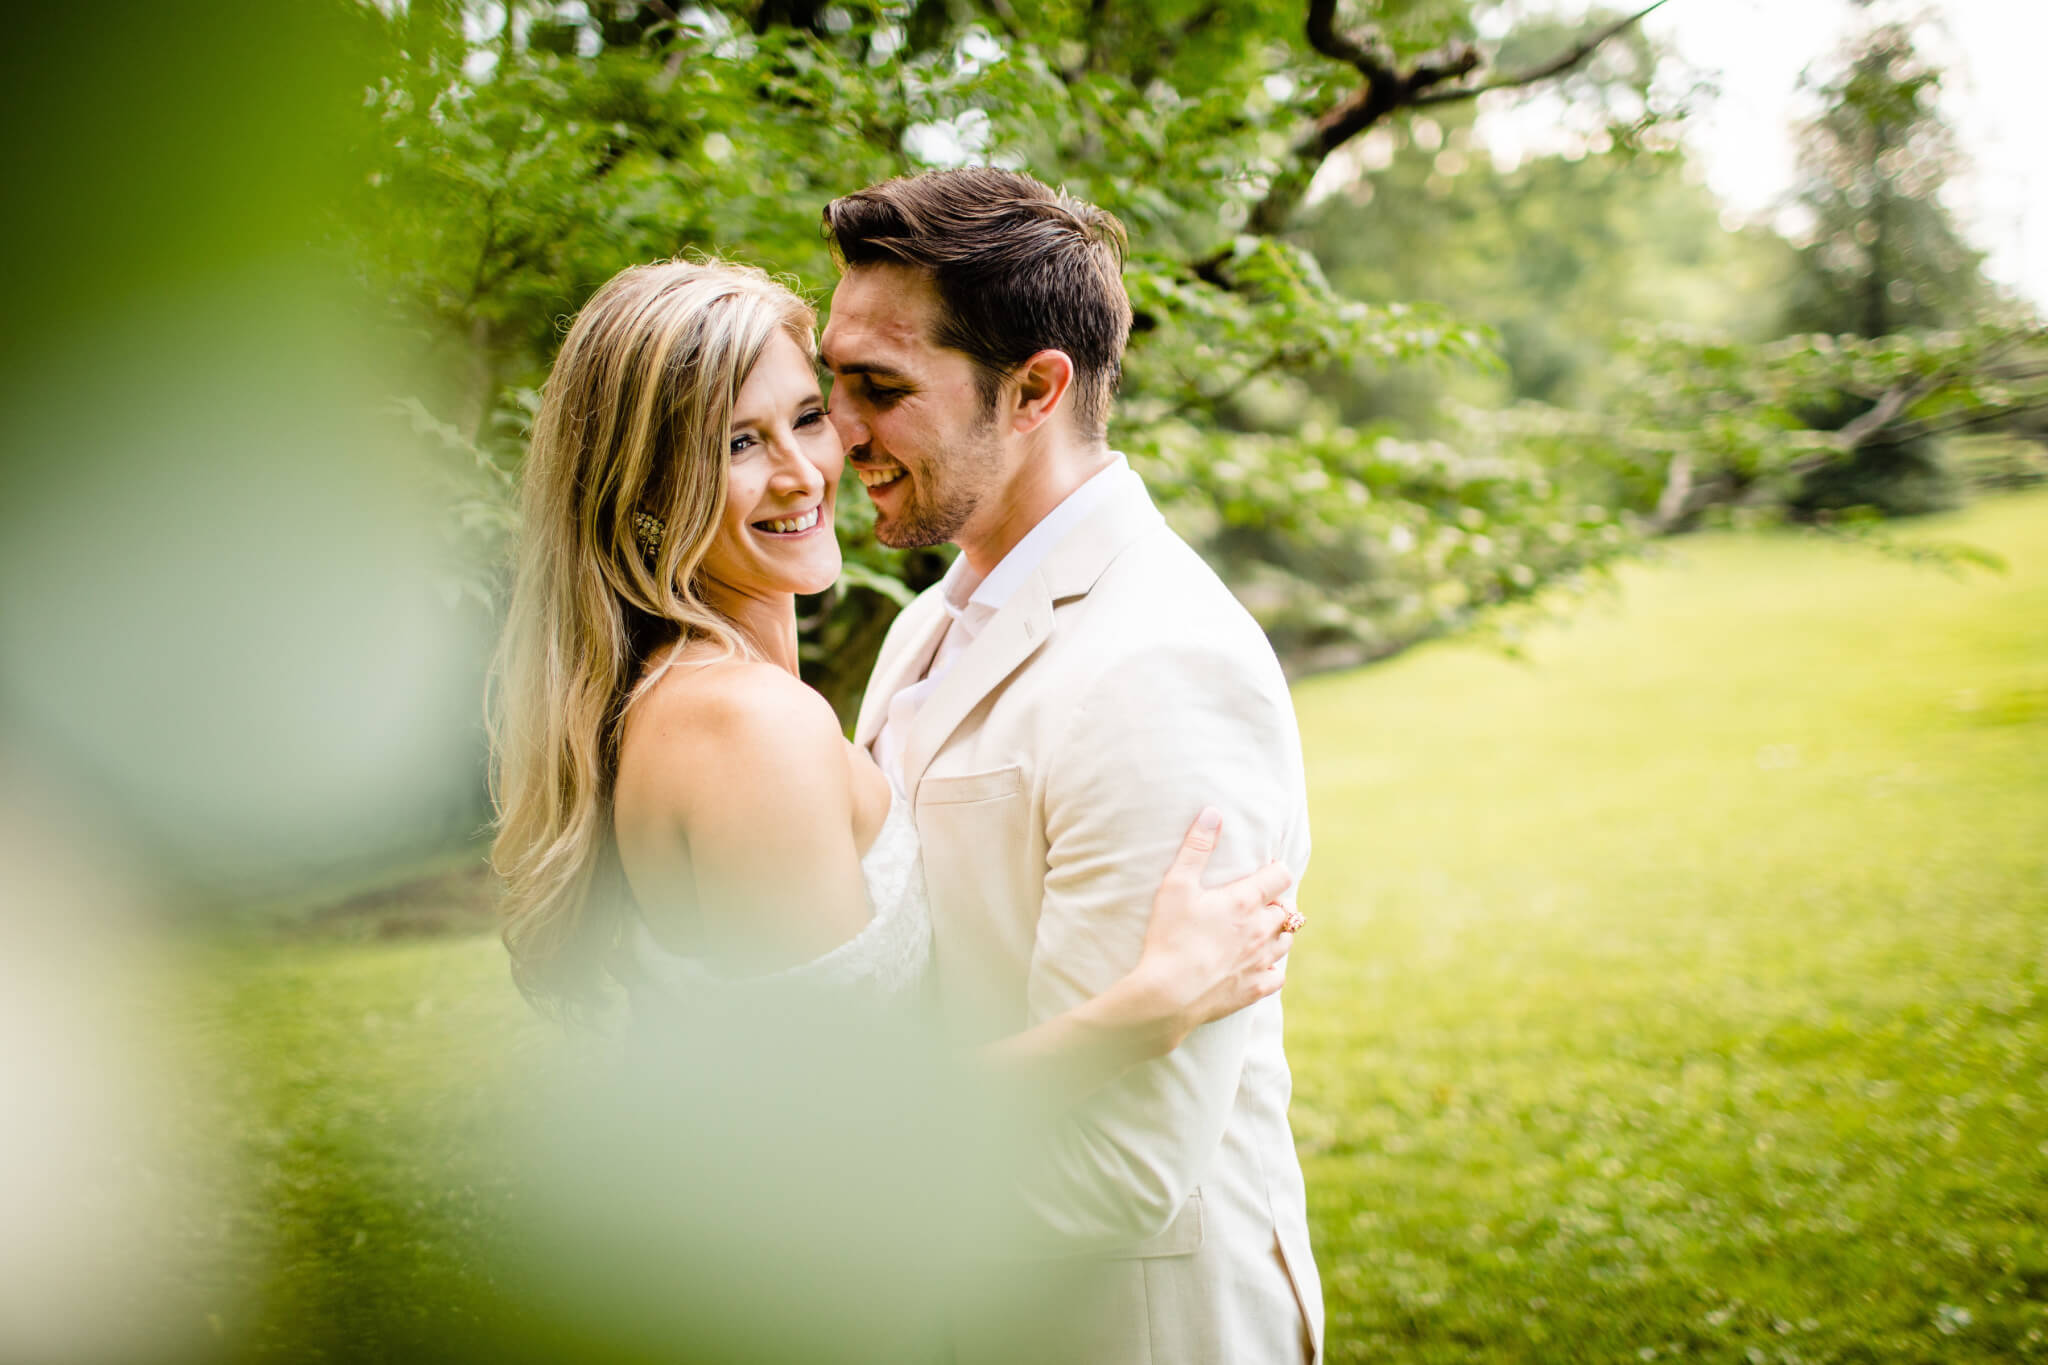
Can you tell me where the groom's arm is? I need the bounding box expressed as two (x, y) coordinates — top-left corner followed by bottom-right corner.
(1014, 631), (1307, 1250)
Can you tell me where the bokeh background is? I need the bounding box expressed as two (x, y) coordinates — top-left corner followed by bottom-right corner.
(1, 1), (2043, 1361)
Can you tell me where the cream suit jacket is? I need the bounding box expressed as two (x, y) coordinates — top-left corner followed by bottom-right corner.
(855, 475), (1324, 1365)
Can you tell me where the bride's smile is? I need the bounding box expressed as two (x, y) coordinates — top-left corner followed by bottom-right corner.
(750, 504), (823, 535)
(697, 328), (845, 606)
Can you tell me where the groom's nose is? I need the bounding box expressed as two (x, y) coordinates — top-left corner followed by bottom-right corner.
(828, 401), (868, 450)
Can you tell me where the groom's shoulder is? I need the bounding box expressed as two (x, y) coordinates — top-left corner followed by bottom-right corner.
(1075, 521), (1286, 687)
(1099, 520), (1266, 639)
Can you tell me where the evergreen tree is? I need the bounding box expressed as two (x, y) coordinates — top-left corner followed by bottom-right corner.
(1781, 17), (1993, 514)
(1782, 18), (1988, 339)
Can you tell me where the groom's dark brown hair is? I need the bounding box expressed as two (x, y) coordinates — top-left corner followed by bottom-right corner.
(821, 167), (1133, 438)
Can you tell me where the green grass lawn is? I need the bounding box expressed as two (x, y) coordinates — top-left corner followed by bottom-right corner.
(1289, 491), (2048, 1363)
(191, 491), (2048, 1363)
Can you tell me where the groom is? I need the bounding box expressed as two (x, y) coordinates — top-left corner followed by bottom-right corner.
(823, 168), (1322, 1364)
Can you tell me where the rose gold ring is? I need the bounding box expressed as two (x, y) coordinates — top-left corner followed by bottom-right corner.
(1280, 909), (1306, 934)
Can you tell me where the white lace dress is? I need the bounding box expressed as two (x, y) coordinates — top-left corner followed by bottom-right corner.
(624, 799), (934, 1007)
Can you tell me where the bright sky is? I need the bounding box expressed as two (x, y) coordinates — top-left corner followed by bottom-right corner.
(1641, 0), (2048, 307)
(1471, 1), (2045, 306)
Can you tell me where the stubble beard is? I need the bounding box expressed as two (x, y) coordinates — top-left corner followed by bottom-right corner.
(872, 414), (1005, 550)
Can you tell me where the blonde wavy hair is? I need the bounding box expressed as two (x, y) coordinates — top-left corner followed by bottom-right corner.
(489, 259), (817, 1013)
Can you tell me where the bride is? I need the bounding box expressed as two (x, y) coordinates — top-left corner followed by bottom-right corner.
(488, 258), (1297, 1098)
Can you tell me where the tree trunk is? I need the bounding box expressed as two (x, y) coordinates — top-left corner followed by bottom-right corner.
(1862, 122), (1891, 339)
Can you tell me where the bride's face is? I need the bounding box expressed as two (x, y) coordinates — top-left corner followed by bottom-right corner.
(698, 330), (845, 599)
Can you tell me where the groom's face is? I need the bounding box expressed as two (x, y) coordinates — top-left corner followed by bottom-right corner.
(820, 265), (1006, 549)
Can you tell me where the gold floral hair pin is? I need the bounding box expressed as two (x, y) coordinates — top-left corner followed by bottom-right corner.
(633, 511), (664, 555)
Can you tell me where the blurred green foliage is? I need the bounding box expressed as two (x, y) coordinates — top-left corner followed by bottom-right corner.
(1510, 318), (2048, 535)
(347, 0), (1691, 711)
(1610, 20), (2045, 529)
(344, 2), (2043, 719)
(1300, 125), (1799, 417)
(0, 4), (496, 887)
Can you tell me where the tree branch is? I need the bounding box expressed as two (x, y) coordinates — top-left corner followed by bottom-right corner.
(1836, 328), (2045, 450)
(1305, 0), (1389, 75)
(1833, 372), (1946, 450)
(1879, 396), (2048, 446)
(1983, 361), (2048, 383)
(1411, 0), (1672, 107)
(1651, 450), (1694, 531)
(1162, 346), (1309, 422)
(1217, 0), (1673, 256)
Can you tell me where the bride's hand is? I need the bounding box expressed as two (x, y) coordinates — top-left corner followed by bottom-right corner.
(1125, 807), (1298, 1050)
(984, 808), (1298, 1102)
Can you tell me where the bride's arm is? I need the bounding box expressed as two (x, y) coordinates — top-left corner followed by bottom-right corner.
(622, 666), (1294, 1092)
(980, 809), (1296, 1110)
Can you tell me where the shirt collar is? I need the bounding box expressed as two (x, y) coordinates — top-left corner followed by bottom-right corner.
(938, 456), (1135, 620)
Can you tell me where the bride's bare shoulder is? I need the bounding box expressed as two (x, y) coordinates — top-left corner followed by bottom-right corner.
(617, 657), (846, 819)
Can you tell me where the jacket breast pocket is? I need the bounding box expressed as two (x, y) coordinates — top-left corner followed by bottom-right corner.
(918, 764), (1024, 806)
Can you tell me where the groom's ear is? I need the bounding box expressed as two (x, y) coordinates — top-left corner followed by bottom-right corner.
(1008, 349), (1074, 436)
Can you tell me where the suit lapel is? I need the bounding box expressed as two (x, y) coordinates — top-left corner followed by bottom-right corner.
(899, 572), (1053, 801)
(893, 468), (1170, 799)
(854, 592), (949, 751)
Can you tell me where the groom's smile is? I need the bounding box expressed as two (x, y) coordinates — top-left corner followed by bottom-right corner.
(820, 264), (1007, 551)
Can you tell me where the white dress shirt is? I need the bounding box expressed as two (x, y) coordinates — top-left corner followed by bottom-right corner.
(872, 456), (1141, 795)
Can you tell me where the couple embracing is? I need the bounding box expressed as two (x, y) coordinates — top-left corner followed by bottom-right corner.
(490, 167), (1324, 1363)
